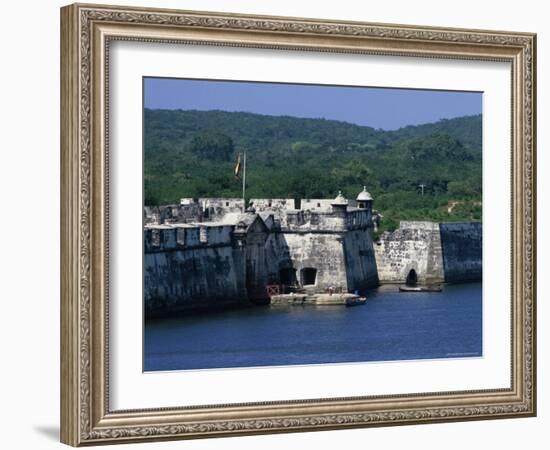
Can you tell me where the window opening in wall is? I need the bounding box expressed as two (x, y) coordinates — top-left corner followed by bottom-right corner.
(301, 268), (318, 286)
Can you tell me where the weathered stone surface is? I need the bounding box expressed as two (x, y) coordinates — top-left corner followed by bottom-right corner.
(440, 222), (482, 282)
(374, 221), (444, 284)
(374, 221), (481, 284)
(144, 198), (481, 316)
(144, 245), (247, 316)
(143, 194), (379, 316)
(344, 228), (379, 291)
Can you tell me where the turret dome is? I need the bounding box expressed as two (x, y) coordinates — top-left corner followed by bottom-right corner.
(331, 190), (348, 206)
(356, 186), (373, 202)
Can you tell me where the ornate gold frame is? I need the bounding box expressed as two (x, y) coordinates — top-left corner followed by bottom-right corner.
(60, 3), (536, 446)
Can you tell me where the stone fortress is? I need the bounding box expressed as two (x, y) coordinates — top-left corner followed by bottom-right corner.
(144, 188), (482, 317)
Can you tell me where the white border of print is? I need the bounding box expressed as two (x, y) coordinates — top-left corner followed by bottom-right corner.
(109, 40), (510, 411)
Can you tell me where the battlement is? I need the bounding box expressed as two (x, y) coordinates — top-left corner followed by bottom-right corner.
(398, 221), (440, 231)
(300, 199), (334, 212)
(146, 190), (375, 230)
(249, 198), (294, 212)
(277, 207), (372, 232)
(144, 209), (374, 254)
(144, 204), (201, 225)
(146, 195), (375, 234)
(144, 223), (235, 252)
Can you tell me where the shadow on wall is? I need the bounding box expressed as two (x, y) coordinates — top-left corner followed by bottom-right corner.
(440, 222), (482, 283)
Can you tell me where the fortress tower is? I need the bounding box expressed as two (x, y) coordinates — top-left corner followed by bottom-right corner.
(356, 186), (373, 211)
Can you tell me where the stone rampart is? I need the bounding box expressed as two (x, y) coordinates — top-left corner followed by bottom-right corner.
(440, 222), (482, 282)
(374, 221), (445, 284)
(144, 245), (247, 317)
(344, 228), (379, 291)
(374, 221), (481, 284)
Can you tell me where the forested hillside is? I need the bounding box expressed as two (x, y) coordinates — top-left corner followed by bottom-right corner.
(144, 109), (482, 233)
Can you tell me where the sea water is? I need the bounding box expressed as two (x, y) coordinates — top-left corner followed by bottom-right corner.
(144, 282), (482, 371)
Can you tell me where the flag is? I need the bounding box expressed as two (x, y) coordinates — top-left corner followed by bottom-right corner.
(234, 153), (242, 178)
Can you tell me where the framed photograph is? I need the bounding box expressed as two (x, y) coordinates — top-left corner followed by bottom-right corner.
(60, 3), (536, 446)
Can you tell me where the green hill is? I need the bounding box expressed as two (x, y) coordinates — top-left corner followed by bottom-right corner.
(144, 109), (482, 232)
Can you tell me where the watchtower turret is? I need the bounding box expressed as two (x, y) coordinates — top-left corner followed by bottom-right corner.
(331, 191), (348, 218)
(356, 186), (373, 211)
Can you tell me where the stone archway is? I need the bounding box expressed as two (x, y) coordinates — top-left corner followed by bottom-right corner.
(406, 269), (418, 286)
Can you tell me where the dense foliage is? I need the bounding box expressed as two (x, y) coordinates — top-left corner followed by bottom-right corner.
(144, 109), (482, 233)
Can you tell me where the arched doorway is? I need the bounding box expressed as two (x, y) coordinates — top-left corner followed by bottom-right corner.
(406, 269), (418, 286)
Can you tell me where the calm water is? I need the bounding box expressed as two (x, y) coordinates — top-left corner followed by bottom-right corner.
(144, 282), (482, 371)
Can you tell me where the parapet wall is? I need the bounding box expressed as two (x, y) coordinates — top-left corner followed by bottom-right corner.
(300, 199), (334, 211)
(440, 222), (482, 282)
(278, 208), (372, 232)
(250, 198), (294, 211)
(144, 204), (202, 225)
(145, 199), (245, 225)
(300, 198), (359, 211)
(199, 198), (244, 221)
(144, 224), (235, 252)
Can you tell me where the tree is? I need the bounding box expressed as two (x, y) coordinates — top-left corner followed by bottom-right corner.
(188, 130), (234, 161)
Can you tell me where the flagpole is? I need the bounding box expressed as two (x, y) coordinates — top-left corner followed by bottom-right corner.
(242, 151), (247, 209)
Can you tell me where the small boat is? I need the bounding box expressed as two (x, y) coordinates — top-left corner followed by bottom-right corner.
(345, 296), (367, 306)
(399, 285), (442, 293)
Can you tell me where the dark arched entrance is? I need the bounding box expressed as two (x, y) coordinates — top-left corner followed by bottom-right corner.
(406, 269), (418, 286)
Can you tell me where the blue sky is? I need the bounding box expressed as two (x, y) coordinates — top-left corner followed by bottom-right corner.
(144, 77), (482, 131)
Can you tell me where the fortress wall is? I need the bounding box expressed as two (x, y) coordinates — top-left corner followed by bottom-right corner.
(198, 198), (244, 211)
(144, 204), (202, 225)
(440, 222), (482, 282)
(284, 233), (349, 291)
(183, 227), (200, 247)
(344, 229), (379, 291)
(199, 198), (244, 221)
(250, 199), (294, 224)
(144, 245), (247, 317)
(300, 199), (334, 211)
(245, 239), (269, 300)
(144, 225), (236, 251)
(250, 198), (294, 211)
(282, 210), (348, 232)
(144, 227), (176, 252)
(346, 209), (372, 229)
(202, 225), (234, 245)
(374, 221), (445, 284)
(263, 233), (293, 283)
(241, 221), (270, 301)
(144, 225), (248, 316)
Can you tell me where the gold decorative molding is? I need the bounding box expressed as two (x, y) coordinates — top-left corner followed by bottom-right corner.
(61, 3), (536, 446)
